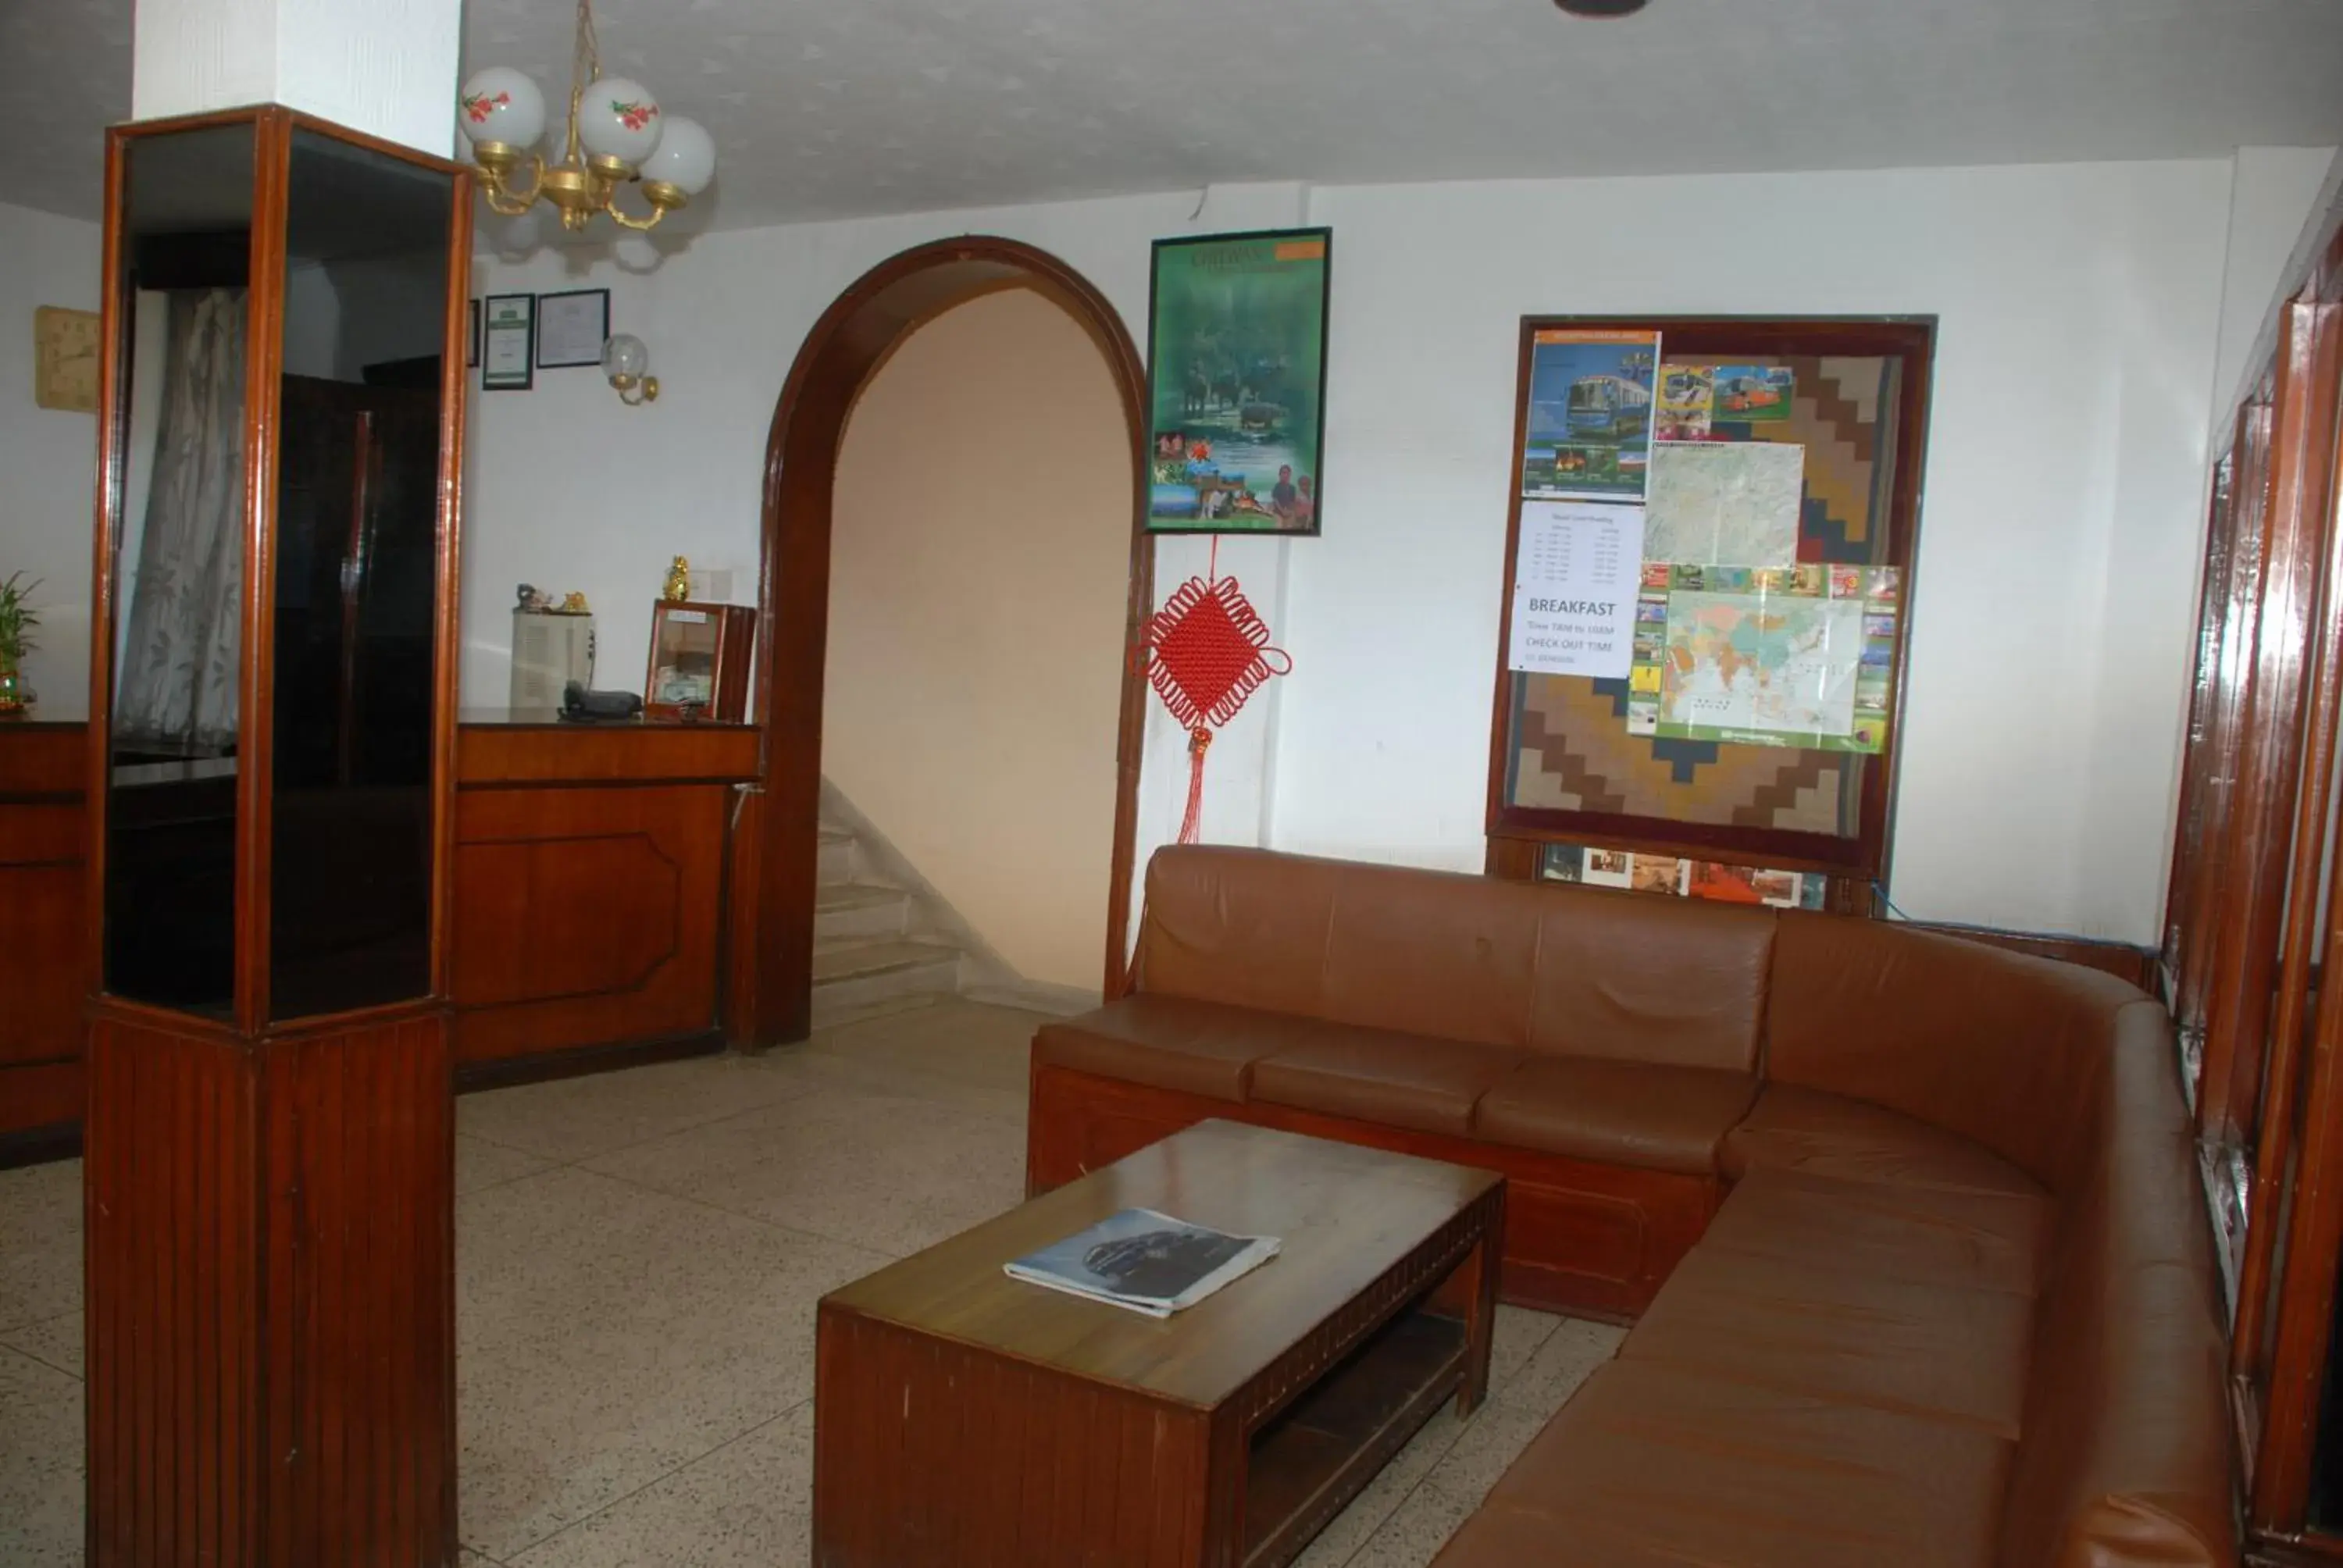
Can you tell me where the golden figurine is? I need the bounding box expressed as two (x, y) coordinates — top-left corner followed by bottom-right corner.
(558, 590), (590, 615)
(662, 555), (693, 603)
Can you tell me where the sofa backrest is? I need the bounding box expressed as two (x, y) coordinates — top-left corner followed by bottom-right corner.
(1995, 1000), (2235, 1568)
(1135, 847), (1772, 1073)
(1763, 911), (2149, 1193)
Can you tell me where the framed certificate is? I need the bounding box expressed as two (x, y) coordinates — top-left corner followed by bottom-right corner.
(482, 293), (534, 390)
(537, 287), (610, 369)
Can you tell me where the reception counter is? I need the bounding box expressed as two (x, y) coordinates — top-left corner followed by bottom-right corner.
(0, 722), (88, 1150)
(450, 707), (758, 1076)
(0, 711), (760, 1149)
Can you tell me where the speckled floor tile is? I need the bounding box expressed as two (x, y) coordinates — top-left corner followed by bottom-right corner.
(0, 1343), (84, 1567)
(804, 996), (1045, 1096)
(0, 1309), (81, 1380)
(1289, 1400), (1475, 1568)
(0, 1159), (80, 1334)
(1342, 1475), (1485, 1568)
(505, 1402), (813, 1567)
(580, 1082), (1029, 1257)
(1416, 1400), (1556, 1506)
(456, 1165), (886, 1560)
(458, 1132), (558, 1195)
(1494, 1314), (1623, 1418)
(1488, 1303), (1560, 1388)
(457, 1053), (824, 1164)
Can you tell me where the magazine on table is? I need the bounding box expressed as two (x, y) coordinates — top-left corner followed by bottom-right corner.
(1004, 1208), (1280, 1318)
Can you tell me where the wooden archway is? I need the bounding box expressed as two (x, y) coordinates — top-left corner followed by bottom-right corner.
(731, 237), (1153, 1045)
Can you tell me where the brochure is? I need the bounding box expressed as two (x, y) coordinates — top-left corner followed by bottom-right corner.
(1004, 1208), (1279, 1318)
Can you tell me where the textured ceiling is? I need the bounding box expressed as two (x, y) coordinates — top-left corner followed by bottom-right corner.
(9, 0), (2343, 235)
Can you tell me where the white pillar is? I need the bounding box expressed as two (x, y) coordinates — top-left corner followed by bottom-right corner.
(133, 0), (462, 157)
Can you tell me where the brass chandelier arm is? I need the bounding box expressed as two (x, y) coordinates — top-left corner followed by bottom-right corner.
(604, 197), (670, 233)
(478, 154), (550, 216)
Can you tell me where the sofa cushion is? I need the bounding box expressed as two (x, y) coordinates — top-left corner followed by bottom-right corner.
(1031, 996), (1316, 1103)
(1430, 1360), (2009, 1568)
(1525, 889), (1775, 1072)
(1620, 1242), (2035, 1437)
(1472, 1057), (1757, 1174)
(1248, 1028), (1525, 1137)
(1722, 1084), (2049, 1200)
(1704, 1167), (2053, 1298)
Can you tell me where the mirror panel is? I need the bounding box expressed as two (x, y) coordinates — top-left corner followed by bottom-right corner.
(102, 123), (258, 1017)
(267, 127), (453, 1021)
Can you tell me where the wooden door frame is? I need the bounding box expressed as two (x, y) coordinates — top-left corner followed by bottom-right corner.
(730, 236), (1154, 1046)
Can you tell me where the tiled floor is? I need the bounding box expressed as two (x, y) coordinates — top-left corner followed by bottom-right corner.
(0, 999), (1621, 1566)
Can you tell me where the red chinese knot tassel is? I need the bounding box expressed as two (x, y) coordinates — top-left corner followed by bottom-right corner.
(1131, 571), (1290, 846)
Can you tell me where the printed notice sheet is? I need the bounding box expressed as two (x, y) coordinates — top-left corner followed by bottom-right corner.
(1509, 501), (1645, 679)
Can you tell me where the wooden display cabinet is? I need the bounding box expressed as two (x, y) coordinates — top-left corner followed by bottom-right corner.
(80, 108), (470, 1565)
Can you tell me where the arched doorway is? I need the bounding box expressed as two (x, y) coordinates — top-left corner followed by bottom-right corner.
(733, 237), (1152, 1046)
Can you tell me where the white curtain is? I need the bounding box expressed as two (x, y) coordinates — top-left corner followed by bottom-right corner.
(116, 288), (247, 751)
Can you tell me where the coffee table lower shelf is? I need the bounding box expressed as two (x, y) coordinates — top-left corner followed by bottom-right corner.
(1243, 1306), (1468, 1566)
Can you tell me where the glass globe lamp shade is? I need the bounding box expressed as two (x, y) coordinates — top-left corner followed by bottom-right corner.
(601, 333), (649, 382)
(637, 116), (716, 197)
(457, 67), (546, 152)
(576, 77), (663, 169)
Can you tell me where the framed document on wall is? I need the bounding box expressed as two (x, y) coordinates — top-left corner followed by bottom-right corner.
(481, 293), (535, 390)
(537, 287), (609, 369)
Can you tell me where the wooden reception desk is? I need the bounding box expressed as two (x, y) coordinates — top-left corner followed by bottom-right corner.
(0, 722), (89, 1151)
(450, 708), (758, 1077)
(0, 712), (758, 1150)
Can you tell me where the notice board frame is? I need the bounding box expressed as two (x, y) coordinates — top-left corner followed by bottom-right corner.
(1484, 315), (1936, 908)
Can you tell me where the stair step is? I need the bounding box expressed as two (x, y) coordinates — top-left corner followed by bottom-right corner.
(815, 882), (912, 941)
(817, 828), (854, 886)
(810, 938), (963, 1030)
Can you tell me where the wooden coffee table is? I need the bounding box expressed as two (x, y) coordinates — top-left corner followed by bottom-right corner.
(813, 1118), (1504, 1568)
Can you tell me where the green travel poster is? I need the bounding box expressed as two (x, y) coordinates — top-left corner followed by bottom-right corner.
(1146, 229), (1331, 536)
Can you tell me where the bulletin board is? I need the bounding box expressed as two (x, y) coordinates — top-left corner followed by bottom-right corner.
(1485, 316), (1935, 913)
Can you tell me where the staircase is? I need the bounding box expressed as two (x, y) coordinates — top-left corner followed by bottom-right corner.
(809, 823), (968, 1028)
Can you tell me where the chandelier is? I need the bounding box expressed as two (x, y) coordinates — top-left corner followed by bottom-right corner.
(455, 0), (716, 233)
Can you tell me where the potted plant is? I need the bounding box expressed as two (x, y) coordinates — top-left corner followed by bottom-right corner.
(0, 572), (40, 717)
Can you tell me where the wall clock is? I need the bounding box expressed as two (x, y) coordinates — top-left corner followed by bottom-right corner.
(34, 305), (99, 413)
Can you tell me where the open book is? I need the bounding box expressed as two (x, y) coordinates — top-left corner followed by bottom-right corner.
(1004, 1208), (1280, 1318)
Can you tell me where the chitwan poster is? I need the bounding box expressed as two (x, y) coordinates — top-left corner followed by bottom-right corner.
(1146, 228), (1331, 535)
(1521, 330), (1660, 502)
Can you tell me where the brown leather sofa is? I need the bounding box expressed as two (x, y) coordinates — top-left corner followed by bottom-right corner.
(1025, 846), (2234, 1568)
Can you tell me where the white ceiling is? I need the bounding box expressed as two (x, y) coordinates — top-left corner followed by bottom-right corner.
(9, 0), (2343, 235)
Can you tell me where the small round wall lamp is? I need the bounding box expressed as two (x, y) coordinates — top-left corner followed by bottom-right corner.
(602, 333), (658, 405)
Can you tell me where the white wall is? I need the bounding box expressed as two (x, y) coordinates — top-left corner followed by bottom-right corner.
(0, 201), (103, 718)
(827, 290), (1130, 989)
(465, 155), (2300, 950)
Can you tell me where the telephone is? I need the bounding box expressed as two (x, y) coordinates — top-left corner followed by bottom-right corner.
(560, 681), (644, 722)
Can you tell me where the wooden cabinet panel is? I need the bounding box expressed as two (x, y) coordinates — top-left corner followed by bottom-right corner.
(2, 725), (89, 1139)
(455, 718), (758, 786)
(86, 1004), (455, 1566)
(450, 783), (728, 1062)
